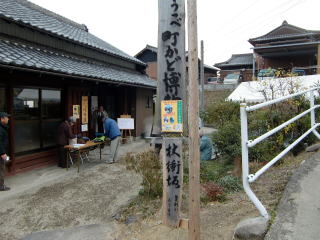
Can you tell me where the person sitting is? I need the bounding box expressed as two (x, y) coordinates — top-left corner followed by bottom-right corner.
(56, 116), (77, 168)
(200, 129), (213, 161)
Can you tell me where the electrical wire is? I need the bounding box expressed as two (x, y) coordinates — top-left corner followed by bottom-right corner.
(212, 0), (307, 63)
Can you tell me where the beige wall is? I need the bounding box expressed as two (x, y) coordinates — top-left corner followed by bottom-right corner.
(135, 88), (154, 137)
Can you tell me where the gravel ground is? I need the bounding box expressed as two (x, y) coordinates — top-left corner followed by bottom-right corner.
(114, 151), (314, 240)
(0, 140), (150, 240)
(0, 140), (314, 240)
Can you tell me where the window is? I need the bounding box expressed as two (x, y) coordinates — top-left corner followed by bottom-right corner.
(42, 90), (61, 148)
(14, 88), (40, 153)
(13, 88), (61, 154)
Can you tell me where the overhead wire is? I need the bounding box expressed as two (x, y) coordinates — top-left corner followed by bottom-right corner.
(212, 0), (307, 63)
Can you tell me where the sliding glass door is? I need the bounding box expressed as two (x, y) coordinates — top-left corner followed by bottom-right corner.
(13, 88), (61, 154)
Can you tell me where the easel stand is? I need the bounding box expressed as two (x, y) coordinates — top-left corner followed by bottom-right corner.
(121, 129), (132, 143)
(119, 114), (134, 144)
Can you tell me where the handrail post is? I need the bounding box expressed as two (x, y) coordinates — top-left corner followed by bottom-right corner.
(240, 103), (269, 219)
(310, 90), (320, 139)
(310, 90), (316, 127)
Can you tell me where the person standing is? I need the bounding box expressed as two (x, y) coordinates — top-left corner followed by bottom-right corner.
(0, 112), (10, 191)
(56, 116), (77, 168)
(104, 114), (121, 163)
(92, 106), (107, 137)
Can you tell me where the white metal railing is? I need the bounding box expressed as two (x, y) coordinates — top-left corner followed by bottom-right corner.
(240, 87), (320, 219)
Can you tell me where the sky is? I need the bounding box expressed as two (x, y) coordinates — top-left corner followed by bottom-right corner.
(30, 0), (320, 66)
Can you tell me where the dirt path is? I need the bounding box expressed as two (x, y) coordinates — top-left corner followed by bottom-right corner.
(0, 140), (150, 240)
(114, 151), (313, 240)
(0, 141), (313, 240)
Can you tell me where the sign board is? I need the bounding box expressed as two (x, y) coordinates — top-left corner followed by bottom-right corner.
(72, 105), (80, 119)
(162, 138), (183, 227)
(117, 118), (134, 130)
(81, 124), (88, 132)
(81, 96), (88, 124)
(91, 96), (98, 112)
(161, 100), (183, 132)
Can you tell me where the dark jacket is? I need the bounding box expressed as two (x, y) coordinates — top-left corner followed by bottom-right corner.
(57, 121), (76, 146)
(0, 123), (9, 156)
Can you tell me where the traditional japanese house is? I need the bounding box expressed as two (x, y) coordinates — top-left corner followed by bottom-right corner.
(249, 20), (320, 75)
(135, 44), (219, 83)
(214, 53), (253, 82)
(0, 0), (156, 174)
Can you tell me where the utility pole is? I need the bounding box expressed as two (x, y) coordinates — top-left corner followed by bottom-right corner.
(200, 40), (205, 112)
(187, 0), (200, 239)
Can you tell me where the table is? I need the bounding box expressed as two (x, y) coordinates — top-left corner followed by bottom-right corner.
(64, 140), (105, 173)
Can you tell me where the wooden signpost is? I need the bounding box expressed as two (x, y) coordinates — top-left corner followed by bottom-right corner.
(158, 0), (185, 228)
(158, 1), (200, 239)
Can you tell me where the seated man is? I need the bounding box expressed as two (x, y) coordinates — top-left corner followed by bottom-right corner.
(200, 129), (213, 161)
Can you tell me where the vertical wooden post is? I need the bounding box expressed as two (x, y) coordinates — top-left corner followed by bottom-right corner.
(200, 40), (204, 112)
(158, 0), (186, 228)
(187, 0), (200, 239)
(317, 44), (320, 74)
(8, 85), (15, 174)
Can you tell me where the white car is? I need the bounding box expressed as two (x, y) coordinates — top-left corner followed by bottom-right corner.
(223, 73), (240, 84)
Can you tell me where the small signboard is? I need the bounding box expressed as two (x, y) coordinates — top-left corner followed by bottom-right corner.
(117, 118), (134, 130)
(81, 96), (88, 124)
(81, 124), (88, 132)
(72, 105), (80, 119)
(161, 100), (183, 133)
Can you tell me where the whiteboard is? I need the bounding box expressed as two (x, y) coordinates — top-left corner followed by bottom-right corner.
(117, 118), (134, 130)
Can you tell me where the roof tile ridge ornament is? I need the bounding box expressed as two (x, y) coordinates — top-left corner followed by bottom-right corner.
(282, 20), (288, 25)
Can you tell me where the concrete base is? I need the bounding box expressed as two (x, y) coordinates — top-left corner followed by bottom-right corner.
(22, 224), (116, 240)
(235, 217), (269, 240)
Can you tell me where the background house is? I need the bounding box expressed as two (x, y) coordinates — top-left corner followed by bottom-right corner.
(0, 0), (156, 174)
(135, 44), (219, 84)
(214, 53), (253, 82)
(249, 20), (320, 76)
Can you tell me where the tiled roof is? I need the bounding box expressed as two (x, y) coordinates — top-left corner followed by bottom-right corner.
(135, 45), (158, 58)
(0, 39), (156, 88)
(249, 21), (320, 44)
(215, 53), (253, 67)
(0, 0), (145, 66)
(204, 64), (220, 71)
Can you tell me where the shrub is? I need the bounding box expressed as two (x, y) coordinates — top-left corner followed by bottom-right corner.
(209, 97), (316, 165)
(123, 150), (162, 198)
(204, 100), (240, 128)
(202, 182), (226, 202)
(200, 161), (233, 183)
(217, 175), (242, 193)
(211, 120), (241, 164)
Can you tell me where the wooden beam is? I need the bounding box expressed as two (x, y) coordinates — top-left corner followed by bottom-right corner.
(187, 0), (201, 239)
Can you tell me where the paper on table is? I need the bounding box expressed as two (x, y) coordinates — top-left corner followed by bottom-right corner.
(73, 144), (85, 149)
